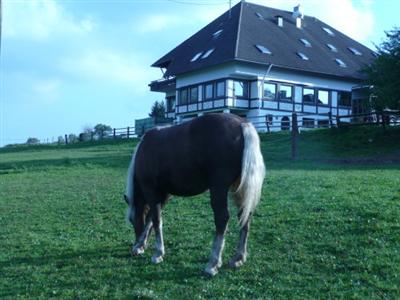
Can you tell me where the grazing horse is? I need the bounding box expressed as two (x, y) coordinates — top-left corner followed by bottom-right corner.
(124, 113), (265, 276)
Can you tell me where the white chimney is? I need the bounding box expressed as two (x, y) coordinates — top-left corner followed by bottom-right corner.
(276, 15), (283, 27)
(292, 4), (304, 29)
(296, 17), (302, 28)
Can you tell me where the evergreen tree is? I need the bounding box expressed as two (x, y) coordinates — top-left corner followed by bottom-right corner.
(364, 27), (400, 111)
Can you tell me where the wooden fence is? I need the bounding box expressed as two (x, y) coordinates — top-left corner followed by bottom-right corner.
(63, 110), (399, 161)
(246, 110), (399, 160)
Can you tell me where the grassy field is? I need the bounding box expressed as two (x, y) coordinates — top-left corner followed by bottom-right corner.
(1, 126), (399, 299)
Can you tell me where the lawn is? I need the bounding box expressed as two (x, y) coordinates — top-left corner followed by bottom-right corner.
(1, 127), (399, 299)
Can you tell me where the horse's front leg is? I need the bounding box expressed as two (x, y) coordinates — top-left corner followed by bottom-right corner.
(132, 213), (153, 255)
(151, 202), (165, 264)
(205, 187), (229, 277)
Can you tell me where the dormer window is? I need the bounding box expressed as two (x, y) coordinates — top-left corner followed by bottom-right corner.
(348, 47), (362, 55)
(335, 58), (347, 67)
(201, 48), (215, 59)
(322, 27), (335, 36)
(212, 29), (223, 39)
(326, 43), (338, 52)
(255, 44), (272, 55)
(300, 38), (311, 47)
(297, 52), (309, 60)
(190, 52), (203, 62)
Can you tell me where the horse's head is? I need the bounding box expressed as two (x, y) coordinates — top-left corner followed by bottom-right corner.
(124, 193), (149, 242)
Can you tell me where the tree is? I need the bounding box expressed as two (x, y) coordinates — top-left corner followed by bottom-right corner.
(148, 101), (166, 118)
(68, 134), (78, 144)
(26, 137), (40, 145)
(79, 125), (93, 142)
(364, 27), (400, 111)
(57, 136), (65, 145)
(93, 124), (112, 139)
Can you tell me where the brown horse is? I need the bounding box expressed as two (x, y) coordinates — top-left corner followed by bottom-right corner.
(124, 113), (265, 276)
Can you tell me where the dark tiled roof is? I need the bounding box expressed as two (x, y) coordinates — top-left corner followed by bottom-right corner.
(152, 1), (375, 80)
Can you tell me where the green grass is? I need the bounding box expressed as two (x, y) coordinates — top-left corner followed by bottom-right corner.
(1, 127), (399, 299)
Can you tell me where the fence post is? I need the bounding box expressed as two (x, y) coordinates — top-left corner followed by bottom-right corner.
(328, 111), (333, 128)
(291, 113), (298, 161)
(336, 115), (341, 128)
(127, 127), (130, 139)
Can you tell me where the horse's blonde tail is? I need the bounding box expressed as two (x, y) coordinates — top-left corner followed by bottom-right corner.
(125, 140), (143, 224)
(234, 122), (265, 227)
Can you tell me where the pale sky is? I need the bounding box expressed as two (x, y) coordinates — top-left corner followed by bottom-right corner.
(1, 0), (399, 146)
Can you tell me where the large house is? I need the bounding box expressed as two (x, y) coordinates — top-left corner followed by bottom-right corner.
(149, 1), (375, 130)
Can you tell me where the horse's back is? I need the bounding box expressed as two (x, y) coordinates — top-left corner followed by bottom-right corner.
(136, 114), (246, 196)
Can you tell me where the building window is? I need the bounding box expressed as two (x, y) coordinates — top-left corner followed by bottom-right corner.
(212, 29), (223, 39)
(318, 120), (329, 128)
(303, 88), (315, 103)
(281, 116), (290, 130)
(303, 118), (314, 128)
(201, 48), (215, 59)
(216, 81), (225, 97)
(338, 91), (351, 107)
(348, 47), (362, 55)
(179, 89), (188, 105)
(255, 44), (272, 54)
(326, 43), (338, 52)
(279, 84), (293, 101)
(190, 87), (198, 103)
(263, 83), (276, 100)
(297, 52), (309, 60)
(191, 52), (202, 62)
(300, 38), (311, 47)
(255, 12), (264, 20)
(166, 96), (176, 112)
(322, 27), (335, 36)
(234, 80), (249, 98)
(204, 83), (214, 100)
(317, 90), (329, 105)
(335, 58), (347, 67)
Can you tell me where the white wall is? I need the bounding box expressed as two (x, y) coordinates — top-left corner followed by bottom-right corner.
(176, 61), (359, 92)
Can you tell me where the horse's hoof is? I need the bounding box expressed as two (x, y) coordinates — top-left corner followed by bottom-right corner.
(229, 256), (246, 268)
(204, 266), (219, 277)
(151, 255), (164, 264)
(132, 246), (145, 256)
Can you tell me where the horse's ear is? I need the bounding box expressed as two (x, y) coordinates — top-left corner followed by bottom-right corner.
(124, 194), (129, 204)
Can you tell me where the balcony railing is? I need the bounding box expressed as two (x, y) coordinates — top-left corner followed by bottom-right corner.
(149, 77), (176, 92)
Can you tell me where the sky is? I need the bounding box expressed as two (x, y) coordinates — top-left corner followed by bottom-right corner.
(1, 0), (399, 146)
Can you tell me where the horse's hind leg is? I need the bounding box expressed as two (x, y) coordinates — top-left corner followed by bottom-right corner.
(151, 202), (165, 264)
(205, 186), (229, 277)
(229, 208), (250, 268)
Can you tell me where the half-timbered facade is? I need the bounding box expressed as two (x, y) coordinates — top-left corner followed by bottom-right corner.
(149, 1), (375, 130)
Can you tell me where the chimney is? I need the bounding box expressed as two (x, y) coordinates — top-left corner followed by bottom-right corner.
(296, 17), (302, 29)
(292, 4), (304, 28)
(276, 15), (283, 27)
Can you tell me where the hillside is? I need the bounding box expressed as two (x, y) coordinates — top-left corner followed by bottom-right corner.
(1, 126), (399, 299)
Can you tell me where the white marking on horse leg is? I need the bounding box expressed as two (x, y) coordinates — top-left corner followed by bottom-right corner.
(205, 234), (225, 276)
(132, 220), (153, 255)
(151, 219), (165, 264)
(229, 221), (250, 268)
(229, 230), (248, 268)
